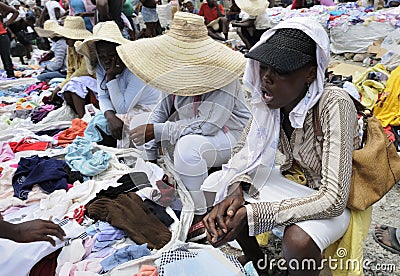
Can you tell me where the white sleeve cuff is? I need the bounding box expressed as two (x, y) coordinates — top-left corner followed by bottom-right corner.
(245, 204), (255, 236)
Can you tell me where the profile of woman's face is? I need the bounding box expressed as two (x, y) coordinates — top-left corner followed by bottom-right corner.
(259, 63), (316, 110)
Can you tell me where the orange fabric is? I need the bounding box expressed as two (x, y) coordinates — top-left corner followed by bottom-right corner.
(133, 265), (158, 276)
(199, 3), (225, 22)
(57, 118), (88, 147)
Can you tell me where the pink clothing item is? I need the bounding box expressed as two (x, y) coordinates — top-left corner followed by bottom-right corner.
(67, 184), (74, 190)
(320, 0), (335, 5)
(134, 265), (159, 276)
(0, 142), (15, 162)
(59, 258), (103, 275)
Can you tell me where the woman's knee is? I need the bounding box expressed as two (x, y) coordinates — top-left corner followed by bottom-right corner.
(283, 224), (321, 258)
(174, 135), (212, 165)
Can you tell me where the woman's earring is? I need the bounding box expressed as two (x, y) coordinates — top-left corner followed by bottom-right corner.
(306, 83), (312, 98)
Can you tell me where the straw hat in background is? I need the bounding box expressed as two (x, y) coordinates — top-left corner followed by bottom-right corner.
(34, 20), (60, 38)
(53, 16), (92, 40)
(117, 12), (246, 96)
(235, 0), (269, 16)
(75, 21), (130, 69)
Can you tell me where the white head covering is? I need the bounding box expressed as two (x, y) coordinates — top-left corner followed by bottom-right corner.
(208, 17), (330, 204)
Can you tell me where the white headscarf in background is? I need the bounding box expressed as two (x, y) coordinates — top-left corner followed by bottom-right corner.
(210, 17), (330, 204)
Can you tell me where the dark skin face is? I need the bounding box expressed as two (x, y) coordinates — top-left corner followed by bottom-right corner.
(186, 2), (194, 12)
(66, 38), (77, 47)
(259, 63), (317, 115)
(208, 0), (217, 7)
(95, 40), (125, 72)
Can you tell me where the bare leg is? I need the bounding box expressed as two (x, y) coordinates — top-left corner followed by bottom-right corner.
(236, 226), (268, 275)
(144, 23), (152, 38)
(207, 27), (225, 41)
(63, 91), (77, 114)
(219, 17), (229, 40)
(236, 27), (252, 50)
(71, 93), (86, 118)
(282, 224), (322, 276)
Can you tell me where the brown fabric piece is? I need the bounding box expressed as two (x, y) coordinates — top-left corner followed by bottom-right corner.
(86, 192), (171, 249)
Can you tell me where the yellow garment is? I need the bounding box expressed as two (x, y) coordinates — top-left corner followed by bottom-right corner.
(59, 46), (94, 89)
(283, 164), (372, 276)
(283, 164), (307, 185)
(256, 232), (269, 246)
(374, 65), (400, 127)
(354, 64), (390, 109)
(325, 207), (372, 276)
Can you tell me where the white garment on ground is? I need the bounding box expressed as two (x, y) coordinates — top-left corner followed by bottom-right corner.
(174, 130), (238, 215)
(0, 219), (85, 275)
(203, 167), (351, 251)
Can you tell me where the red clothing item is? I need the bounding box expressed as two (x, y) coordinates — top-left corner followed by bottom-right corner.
(199, 3), (225, 22)
(8, 138), (50, 153)
(0, 22), (7, 35)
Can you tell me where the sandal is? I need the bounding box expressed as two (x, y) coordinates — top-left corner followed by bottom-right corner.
(373, 225), (400, 254)
(187, 220), (207, 242)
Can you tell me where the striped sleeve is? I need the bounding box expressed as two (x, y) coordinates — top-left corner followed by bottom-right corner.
(246, 92), (356, 235)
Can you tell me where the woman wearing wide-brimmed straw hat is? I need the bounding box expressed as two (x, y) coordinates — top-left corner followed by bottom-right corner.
(35, 20), (68, 82)
(49, 16), (97, 118)
(75, 21), (161, 141)
(121, 12), (251, 242)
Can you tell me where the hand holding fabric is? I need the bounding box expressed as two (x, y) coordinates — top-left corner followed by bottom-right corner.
(11, 219), (65, 246)
(130, 124), (154, 146)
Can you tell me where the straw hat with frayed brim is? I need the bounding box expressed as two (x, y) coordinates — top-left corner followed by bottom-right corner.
(75, 21), (130, 66)
(34, 20), (60, 38)
(117, 12), (246, 96)
(235, 0), (269, 16)
(53, 16), (92, 40)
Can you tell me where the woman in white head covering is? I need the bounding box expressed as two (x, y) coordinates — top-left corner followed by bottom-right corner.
(203, 17), (359, 275)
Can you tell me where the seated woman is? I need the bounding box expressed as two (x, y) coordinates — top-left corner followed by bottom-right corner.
(50, 16), (97, 118)
(35, 20), (67, 82)
(118, 12), (251, 241)
(76, 21), (161, 141)
(203, 17), (359, 275)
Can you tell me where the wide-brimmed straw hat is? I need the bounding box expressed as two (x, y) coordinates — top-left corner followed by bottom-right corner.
(117, 12), (246, 96)
(75, 21), (130, 66)
(34, 20), (60, 38)
(53, 16), (92, 40)
(235, 0), (269, 16)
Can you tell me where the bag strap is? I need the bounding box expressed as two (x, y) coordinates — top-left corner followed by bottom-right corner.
(312, 89), (372, 149)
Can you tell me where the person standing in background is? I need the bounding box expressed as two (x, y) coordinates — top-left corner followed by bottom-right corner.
(0, 2), (19, 78)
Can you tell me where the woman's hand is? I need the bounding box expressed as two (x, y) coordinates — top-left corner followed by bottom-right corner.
(13, 219), (66, 246)
(49, 86), (61, 102)
(209, 206), (248, 248)
(105, 111), (124, 140)
(130, 124), (155, 146)
(106, 57), (124, 82)
(203, 183), (245, 243)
